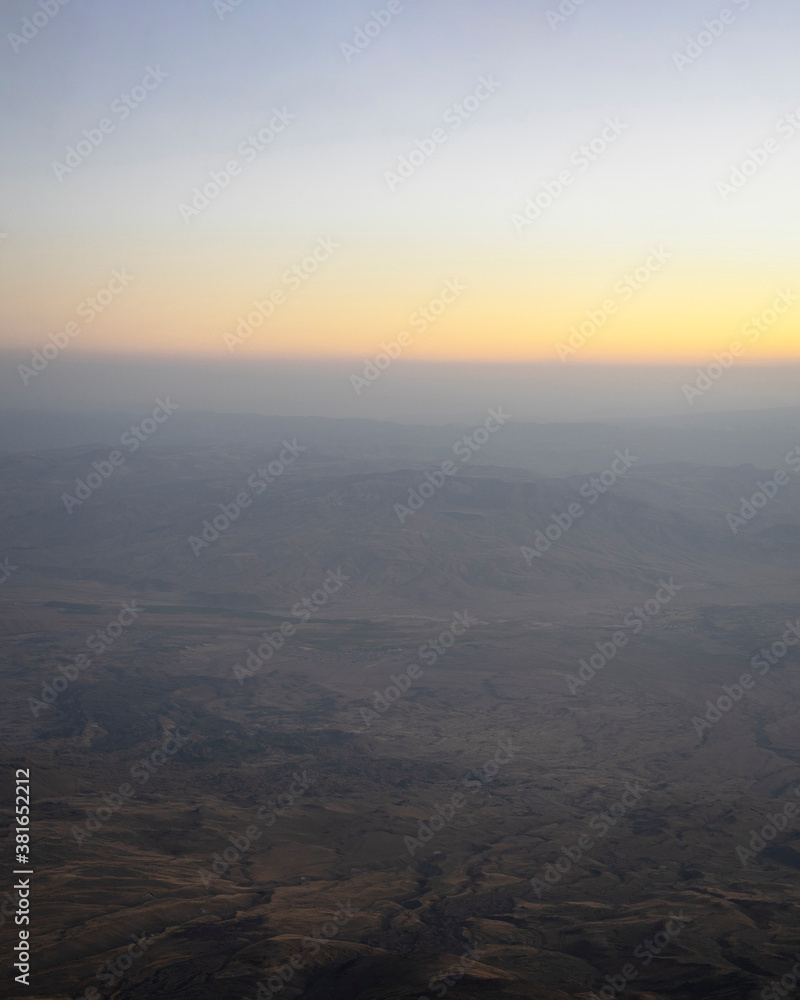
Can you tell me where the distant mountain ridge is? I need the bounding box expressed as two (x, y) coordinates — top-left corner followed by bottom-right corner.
(1, 440), (798, 616)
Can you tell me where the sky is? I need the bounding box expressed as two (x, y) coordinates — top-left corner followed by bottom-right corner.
(1, 0), (799, 394)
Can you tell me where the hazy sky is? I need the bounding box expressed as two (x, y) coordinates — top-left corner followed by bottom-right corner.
(1, 0), (799, 375)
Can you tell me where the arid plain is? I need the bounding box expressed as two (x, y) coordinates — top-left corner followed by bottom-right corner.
(2, 408), (800, 999)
